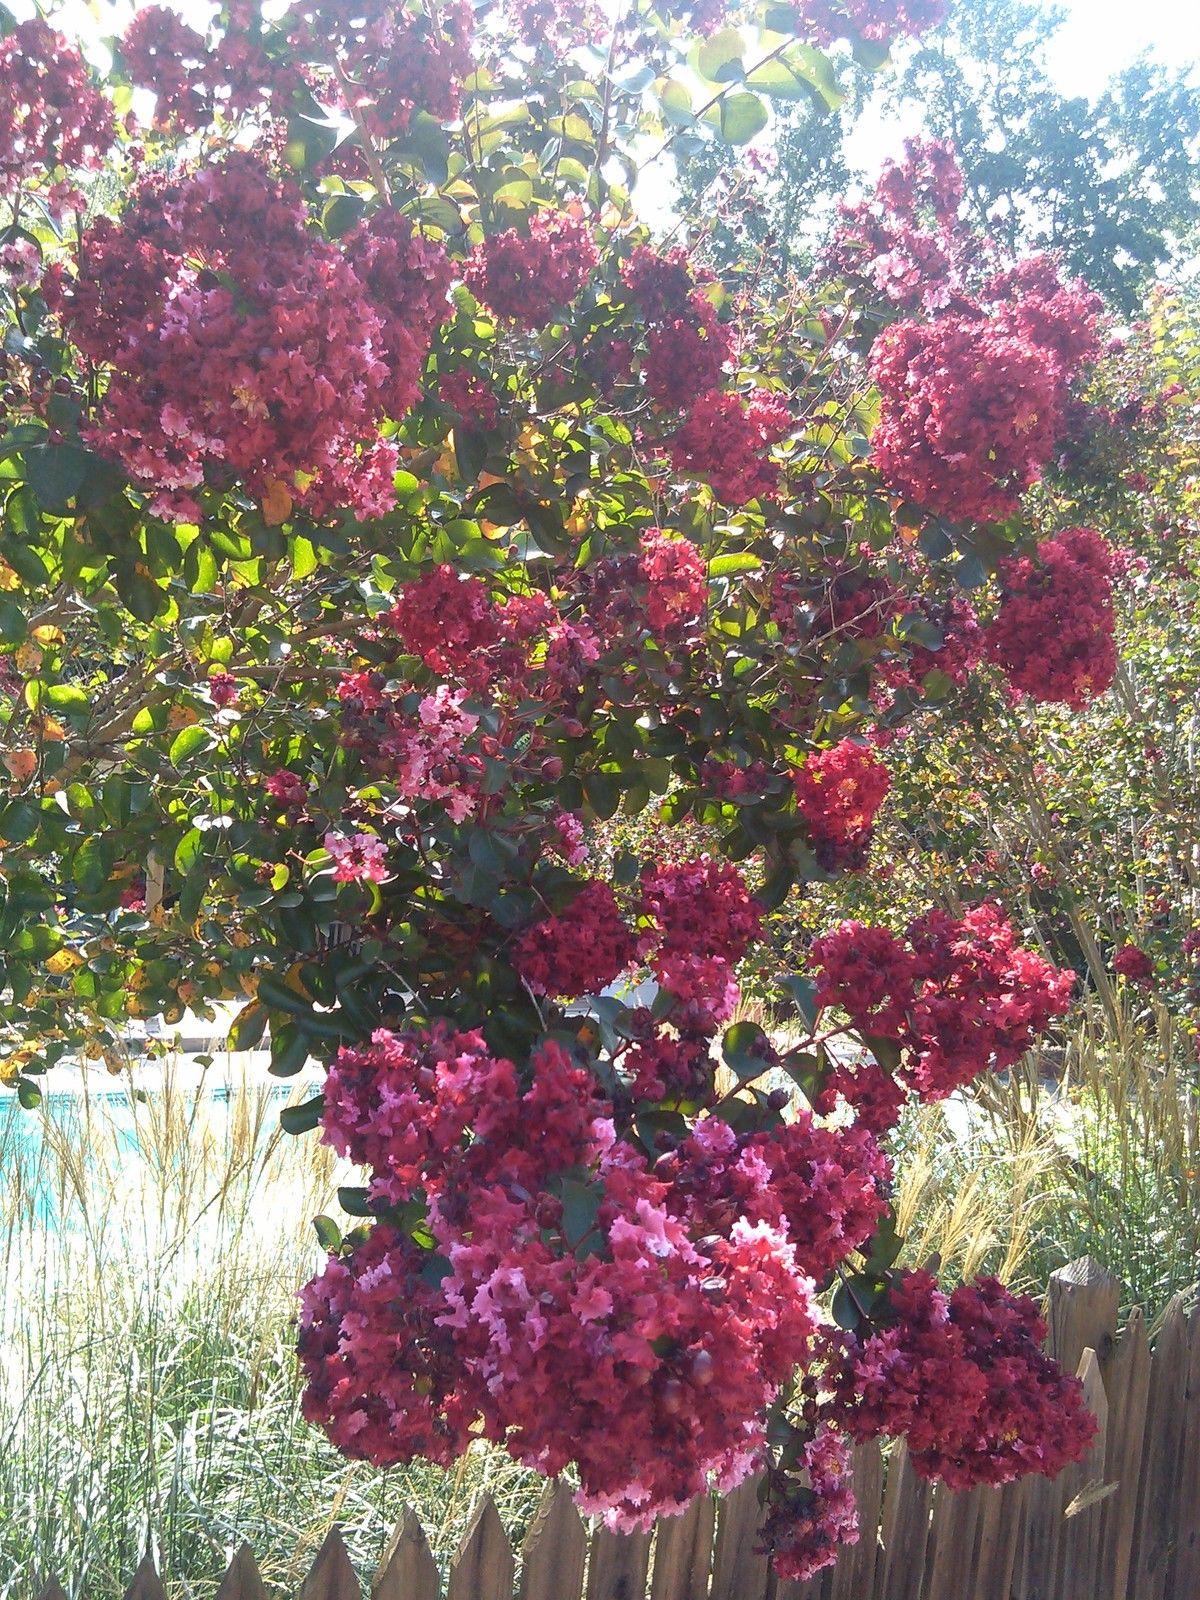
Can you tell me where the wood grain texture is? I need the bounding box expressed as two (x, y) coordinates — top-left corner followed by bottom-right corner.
(448, 1495), (515, 1600)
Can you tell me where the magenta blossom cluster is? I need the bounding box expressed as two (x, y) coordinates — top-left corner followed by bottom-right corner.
(302, 1023), (826, 1526)
(1, 19), (113, 204)
(793, 739), (890, 869)
(47, 154), (451, 519)
(510, 856), (762, 1027)
(465, 209), (599, 329)
(984, 527), (1117, 709)
(791, 0), (947, 45)
(671, 390), (793, 506)
(811, 903), (1074, 1123)
(827, 1271), (1097, 1488)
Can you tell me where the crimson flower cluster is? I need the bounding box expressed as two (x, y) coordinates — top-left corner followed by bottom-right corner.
(623, 247), (734, 410)
(302, 1024), (827, 1526)
(791, 0), (947, 45)
(510, 857), (762, 1029)
(984, 528), (1117, 709)
(849, 145), (1103, 523)
(1, 19), (113, 203)
(465, 209), (599, 329)
(828, 139), (970, 314)
(1112, 943), (1154, 985)
(46, 155), (451, 519)
(671, 390), (793, 506)
(811, 903), (1074, 1120)
(827, 1271), (1096, 1489)
(794, 740), (890, 869)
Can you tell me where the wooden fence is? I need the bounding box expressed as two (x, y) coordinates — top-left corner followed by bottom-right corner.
(30, 1257), (1200, 1600)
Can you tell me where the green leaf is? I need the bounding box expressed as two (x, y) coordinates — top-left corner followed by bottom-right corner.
(169, 724), (213, 765)
(656, 78), (695, 127)
(228, 1000), (269, 1051)
(23, 443), (89, 511)
(746, 45), (844, 111)
(715, 91), (768, 146)
(558, 1176), (603, 1249)
(337, 1185), (372, 1217)
(173, 828), (205, 874)
(312, 1214), (342, 1252)
(695, 27), (745, 84)
(258, 972), (315, 1015)
(708, 552), (762, 577)
(779, 973), (819, 1029)
(722, 1019), (772, 1080)
(0, 596), (24, 643)
(281, 1094), (325, 1135)
(269, 1021), (311, 1078)
(16, 1077), (42, 1109)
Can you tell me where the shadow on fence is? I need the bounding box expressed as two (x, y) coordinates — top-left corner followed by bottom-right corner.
(28, 1257), (1200, 1600)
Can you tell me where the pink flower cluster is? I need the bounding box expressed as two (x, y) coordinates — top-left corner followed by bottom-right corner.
(121, 5), (292, 131)
(637, 531), (709, 637)
(287, 0), (472, 143)
(325, 831), (389, 884)
(1, 19), (112, 200)
(984, 528), (1117, 709)
(385, 566), (502, 678)
(302, 1023), (820, 1524)
(761, 1429), (859, 1583)
(623, 248), (733, 411)
(828, 139), (968, 314)
(791, 0), (947, 45)
(659, 1114), (890, 1282)
(465, 209), (598, 329)
(870, 252), (1102, 522)
(511, 880), (641, 998)
(794, 740), (890, 870)
(48, 155), (451, 520)
(811, 903), (1074, 1119)
(511, 857), (761, 1018)
(828, 1271), (1097, 1489)
(671, 390), (793, 506)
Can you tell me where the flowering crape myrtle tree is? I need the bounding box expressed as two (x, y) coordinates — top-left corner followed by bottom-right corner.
(0, 0), (1111, 1576)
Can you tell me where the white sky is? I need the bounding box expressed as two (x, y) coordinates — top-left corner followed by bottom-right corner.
(839, 0), (1200, 190)
(1047, 0), (1200, 97)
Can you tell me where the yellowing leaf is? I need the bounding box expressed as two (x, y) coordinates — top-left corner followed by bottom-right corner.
(45, 948), (85, 975)
(3, 749), (37, 783)
(31, 625), (65, 645)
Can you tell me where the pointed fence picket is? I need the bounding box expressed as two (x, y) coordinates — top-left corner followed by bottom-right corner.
(27, 1258), (1200, 1600)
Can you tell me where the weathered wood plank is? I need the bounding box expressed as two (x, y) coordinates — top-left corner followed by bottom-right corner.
(447, 1495), (514, 1600)
(1165, 1305), (1200, 1598)
(300, 1528), (361, 1600)
(122, 1555), (167, 1600)
(923, 1484), (985, 1600)
(1047, 1258), (1120, 1382)
(520, 1480), (587, 1600)
(216, 1544), (268, 1600)
(829, 1441), (882, 1600)
(587, 1525), (652, 1600)
(1130, 1295), (1189, 1600)
(876, 1441), (932, 1600)
(1056, 1348), (1109, 1600)
(649, 1495), (715, 1600)
(1097, 1307), (1151, 1600)
(374, 1507), (440, 1600)
(971, 1480), (1027, 1600)
(709, 1473), (772, 1600)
